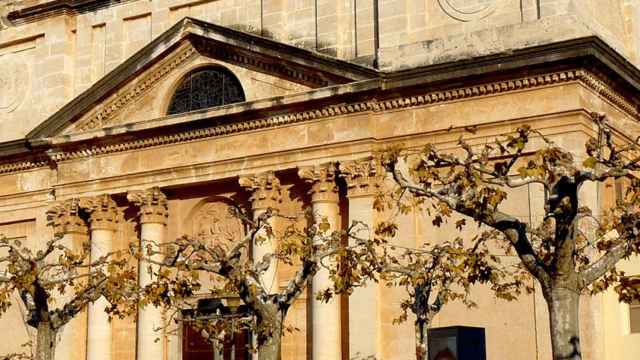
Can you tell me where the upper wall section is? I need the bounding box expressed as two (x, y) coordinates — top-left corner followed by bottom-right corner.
(379, 0), (640, 70)
(0, 0), (639, 140)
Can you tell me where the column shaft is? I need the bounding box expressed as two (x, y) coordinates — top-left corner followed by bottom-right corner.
(80, 194), (118, 360)
(239, 172), (282, 294)
(340, 158), (383, 360)
(252, 208), (278, 293)
(128, 188), (168, 360)
(311, 200), (342, 360)
(56, 232), (89, 360)
(137, 221), (166, 360)
(47, 199), (89, 360)
(87, 229), (113, 360)
(299, 163), (342, 360)
(347, 197), (378, 359)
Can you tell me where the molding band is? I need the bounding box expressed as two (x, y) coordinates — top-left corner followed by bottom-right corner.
(0, 68), (637, 174)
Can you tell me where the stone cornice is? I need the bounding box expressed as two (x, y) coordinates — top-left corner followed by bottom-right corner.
(298, 163), (339, 203)
(0, 66), (638, 175)
(127, 187), (168, 225)
(192, 36), (340, 88)
(6, 1), (137, 24)
(238, 171), (282, 211)
(43, 68), (638, 163)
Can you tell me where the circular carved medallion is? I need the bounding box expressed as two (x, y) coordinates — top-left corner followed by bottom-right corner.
(437, 0), (498, 22)
(0, 56), (29, 113)
(192, 201), (244, 245)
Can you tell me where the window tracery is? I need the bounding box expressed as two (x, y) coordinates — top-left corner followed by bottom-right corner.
(168, 67), (245, 115)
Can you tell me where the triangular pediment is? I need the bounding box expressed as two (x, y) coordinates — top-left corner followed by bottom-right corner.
(28, 17), (378, 138)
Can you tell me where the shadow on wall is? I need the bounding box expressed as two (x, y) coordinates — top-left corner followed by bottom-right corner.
(228, 23), (339, 57)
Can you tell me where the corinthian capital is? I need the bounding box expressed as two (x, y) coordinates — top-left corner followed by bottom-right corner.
(239, 171), (282, 211)
(47, 198), (87, 236)
(79, 194), (118, 231)
(127, 187), (168, 225)
(339, 158), (384, 197)
(298, 163), (339, 203)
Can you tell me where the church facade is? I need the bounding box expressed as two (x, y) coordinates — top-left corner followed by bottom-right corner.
(0, 1), (639, 360)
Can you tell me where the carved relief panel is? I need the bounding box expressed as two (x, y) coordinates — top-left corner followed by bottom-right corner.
(191, 199), (244, 245)
(0, 55), (30, 114)
(436, 0), (499, 22)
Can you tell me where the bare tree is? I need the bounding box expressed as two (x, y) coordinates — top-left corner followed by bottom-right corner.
(0, 233), (136, 360)
(136, 207), (363, 360)
(384, 113), (640, 360)
(351, 217), (526, 360)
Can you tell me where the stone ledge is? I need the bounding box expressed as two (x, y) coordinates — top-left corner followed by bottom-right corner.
(379, 16), (633, 72)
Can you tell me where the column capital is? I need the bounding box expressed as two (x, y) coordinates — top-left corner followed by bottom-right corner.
(127, 187), (168, 225)
(79, 194), (119, 231)
(46, 198), (88, 236)
(298, 163), (339, 203)
(339, 158), (384, 198)
(239, 171), (282, 211)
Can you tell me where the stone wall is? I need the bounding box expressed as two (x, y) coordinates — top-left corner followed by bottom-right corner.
(1, 1), (639, 142)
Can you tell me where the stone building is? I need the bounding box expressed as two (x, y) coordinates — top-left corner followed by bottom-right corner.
(0, 1), (639, 360)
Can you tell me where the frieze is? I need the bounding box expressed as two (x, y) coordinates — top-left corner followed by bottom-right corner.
(0, 68), (636, 174)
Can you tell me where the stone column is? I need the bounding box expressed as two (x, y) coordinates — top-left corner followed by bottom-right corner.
(80, 195), (118, 360)
(239, 171), (282, 293)
(46, 199), (89, 360)
(298, 163), (342, 360)
(340, 158), (384, 360)
(127, 187), (168, 360)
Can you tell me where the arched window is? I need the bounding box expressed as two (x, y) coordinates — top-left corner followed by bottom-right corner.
(167, 66), (245, 115)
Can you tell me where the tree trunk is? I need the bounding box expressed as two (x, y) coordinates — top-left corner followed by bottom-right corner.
(35, 322), (57, 360)
(257, 326), (282, 360)
(415, 319), (428, 360)
(546, 287), (581, 360)
(256, 306), (284, 360)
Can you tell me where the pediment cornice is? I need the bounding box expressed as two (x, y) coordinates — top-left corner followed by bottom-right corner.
(70, 42), (198, 133)
(27, 17), (378, 139)
(40, 68), (640, 164)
